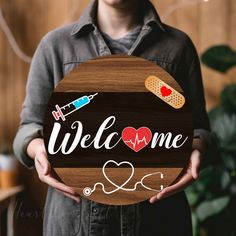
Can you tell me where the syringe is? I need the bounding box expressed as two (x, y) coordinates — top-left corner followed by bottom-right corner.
(52, 93), (98, 121)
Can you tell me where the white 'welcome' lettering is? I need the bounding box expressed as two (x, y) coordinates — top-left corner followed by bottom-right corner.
(47, 115), (188, 154)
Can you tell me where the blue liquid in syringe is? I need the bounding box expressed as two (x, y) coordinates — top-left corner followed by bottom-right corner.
(60, 96), (90, 117)
(73, 96), (90, 109)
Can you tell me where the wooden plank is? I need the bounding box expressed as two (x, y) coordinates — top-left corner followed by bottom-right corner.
(0, 0), (13, 144)
(46, 0), (69, 32)
(199, 0), (228, 51)
(5, 0), (15, 144)
(0, 0), (5, 145)
(56, 168), (181, 205)
(174, 0), (200, 49)
(229, 0), (236, 47)
(0, 0), (5, 146)
(199, 0), (229, 110)
(0, 185), (24, 202)
(0, 0), (48, 144)
(55, 56), (183, 92)
(68, 0), (89, 23)
(227, 0), (236, 84)
(10, 0), (47, 146)
(0, 186), (24, 214)
(153, 0), (177, 27)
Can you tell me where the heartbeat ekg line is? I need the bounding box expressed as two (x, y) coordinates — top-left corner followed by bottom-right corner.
(124, 134), (148, 149)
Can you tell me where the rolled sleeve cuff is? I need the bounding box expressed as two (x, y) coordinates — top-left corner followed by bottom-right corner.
(13, 123), (43, 169)
(194, 129), (212, 145)
(193, 128), (218, 166)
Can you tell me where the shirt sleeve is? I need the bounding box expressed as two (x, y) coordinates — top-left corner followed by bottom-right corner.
(13, 38), (54, 169)
(182, 37), (210, 131)
(179, 36), (217, 160)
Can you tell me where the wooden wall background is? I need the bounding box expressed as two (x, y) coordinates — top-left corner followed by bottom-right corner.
(0, 0), (235, 235)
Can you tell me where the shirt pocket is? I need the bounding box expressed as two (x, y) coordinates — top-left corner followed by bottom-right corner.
(63, 55), (97, 76)
(43, 187), (81, 236)
(146, 57), (176, 76)
(63, 62), (83, 77)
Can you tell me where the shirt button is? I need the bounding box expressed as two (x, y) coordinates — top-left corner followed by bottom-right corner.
(92, 207), (98, 214)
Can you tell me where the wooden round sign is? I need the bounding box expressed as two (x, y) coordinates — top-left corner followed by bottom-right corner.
(43, 55), (193, 205)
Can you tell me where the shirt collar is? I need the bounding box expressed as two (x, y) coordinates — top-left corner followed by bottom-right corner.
(142, 0), (165, 32)
(71, 0), (97, 35)
(71, 0), (165, 36)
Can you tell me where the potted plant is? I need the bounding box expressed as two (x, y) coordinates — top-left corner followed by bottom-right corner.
(0, 143), (18, 188)
(186, 45), (236, 236)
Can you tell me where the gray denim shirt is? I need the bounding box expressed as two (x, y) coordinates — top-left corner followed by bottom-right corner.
(13, 0), (213, 235)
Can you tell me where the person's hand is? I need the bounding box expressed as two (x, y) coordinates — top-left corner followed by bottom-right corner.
(28, 138), (80, 203)
(149, 149), (202, 204)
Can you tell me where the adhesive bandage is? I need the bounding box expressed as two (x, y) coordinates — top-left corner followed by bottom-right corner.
(145, 75), (185, 109)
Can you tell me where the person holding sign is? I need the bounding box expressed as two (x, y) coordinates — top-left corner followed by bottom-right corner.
(14, 0), (213, 235)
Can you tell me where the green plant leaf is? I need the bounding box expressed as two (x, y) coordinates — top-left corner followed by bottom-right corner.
(208, 107), (236, 153)
(191, 212), (199, 236)
(221, 152), (236, 170)
(220, 170), (231, 189)
(221, 84), (236, 113)
(196, 196), (230, 221)
(201, 45), (236, 73)
(189, 166), (231, 201)
(230, 183), (236, 195)
(186, 188), (199, 206)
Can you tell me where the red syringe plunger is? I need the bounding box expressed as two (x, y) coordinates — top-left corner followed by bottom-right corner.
(52, 105), (66, 121)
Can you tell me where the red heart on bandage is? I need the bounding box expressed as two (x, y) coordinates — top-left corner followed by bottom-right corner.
(161, 86), (172, 97)
(122, 127), (152, 152)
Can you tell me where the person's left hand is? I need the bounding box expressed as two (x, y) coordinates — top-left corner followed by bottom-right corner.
(149, 148), (202, 204)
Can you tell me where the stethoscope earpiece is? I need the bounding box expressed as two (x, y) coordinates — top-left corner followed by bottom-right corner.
(83, 187), (92, 196)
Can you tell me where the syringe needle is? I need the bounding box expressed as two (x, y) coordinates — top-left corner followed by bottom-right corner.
(88, 93), (98, 100)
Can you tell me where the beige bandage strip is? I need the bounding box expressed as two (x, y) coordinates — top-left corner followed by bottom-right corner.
(145, 75), (185, 109)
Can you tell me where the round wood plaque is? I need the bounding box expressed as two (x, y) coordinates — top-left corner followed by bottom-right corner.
(43, 55), (193, 205)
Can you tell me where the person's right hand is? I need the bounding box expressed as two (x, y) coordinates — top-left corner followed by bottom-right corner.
(28, 138), (80, 203)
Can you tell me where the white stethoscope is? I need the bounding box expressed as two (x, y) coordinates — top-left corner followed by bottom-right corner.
(83, 160), (164, 196)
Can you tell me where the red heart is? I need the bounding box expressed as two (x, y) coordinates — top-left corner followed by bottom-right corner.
(160, 86), (172, 97)
(121, 127), (152, 152)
